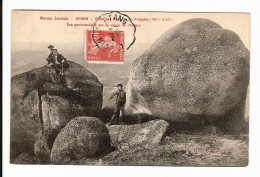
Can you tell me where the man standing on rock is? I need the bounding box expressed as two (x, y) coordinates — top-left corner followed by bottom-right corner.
(108, 84), (126, 125)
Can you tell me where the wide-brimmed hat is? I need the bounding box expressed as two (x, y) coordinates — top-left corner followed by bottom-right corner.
(117, 84), (123, 87)
(48, 45), (54, 49)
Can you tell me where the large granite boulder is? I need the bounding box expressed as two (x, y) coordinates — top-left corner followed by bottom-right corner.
(33, 95), (89, 162)
(107, 120), (169, 149)
(50, 117), (111, 164)
(125, 18), (249, 132)
(41, 94), (86, 131)
(11, 61), (103, 162)
(10, 90), (42, 161)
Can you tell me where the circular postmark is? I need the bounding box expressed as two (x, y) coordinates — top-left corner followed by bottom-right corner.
(92, 11), (136, 50)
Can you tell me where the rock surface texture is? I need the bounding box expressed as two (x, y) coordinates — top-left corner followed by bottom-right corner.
(107, 120), (169, 149)
(50, 117), (111, 164)
(41, 95), (86, 131)
(11, 61), (103, 161)
(125, 18), (249, 132)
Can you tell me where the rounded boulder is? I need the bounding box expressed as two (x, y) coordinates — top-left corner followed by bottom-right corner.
(50, 117), (111, 164)
(125, 18), (249, 131)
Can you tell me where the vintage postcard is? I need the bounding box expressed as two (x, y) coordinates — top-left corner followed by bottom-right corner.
(11, 11), (250, 166)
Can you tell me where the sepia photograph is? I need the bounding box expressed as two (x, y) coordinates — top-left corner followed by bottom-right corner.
(10, 11), (250, 166)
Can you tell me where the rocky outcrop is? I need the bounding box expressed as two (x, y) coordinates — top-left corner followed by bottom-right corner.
(107, 120), (169, 149)
(11, 61), (103, 161)
(125, 18), (249, 133)
(33, 95), (90, 162)
(41, 95), (86, 131)
(10, 90), (42, 161)
(50, 117), (111, 164)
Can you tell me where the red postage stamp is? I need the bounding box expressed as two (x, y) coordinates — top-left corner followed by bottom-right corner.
(85, 30), (124, 64)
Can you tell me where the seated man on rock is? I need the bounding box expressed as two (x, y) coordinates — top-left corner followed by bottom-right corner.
(46, 45), (57, 66)
(108, 84), (126, 125)
(46, 48), (69, 75)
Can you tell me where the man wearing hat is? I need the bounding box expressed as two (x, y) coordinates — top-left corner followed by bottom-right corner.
(48, 45), (54, 51)
(46, 48), (69, 75)
(46, 45), (55, 65)
(108, 83), (126, 125)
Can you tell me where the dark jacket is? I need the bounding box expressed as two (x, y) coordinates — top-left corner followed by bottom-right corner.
(46, 53), (66, 64)
(115, 90), (126, 108)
